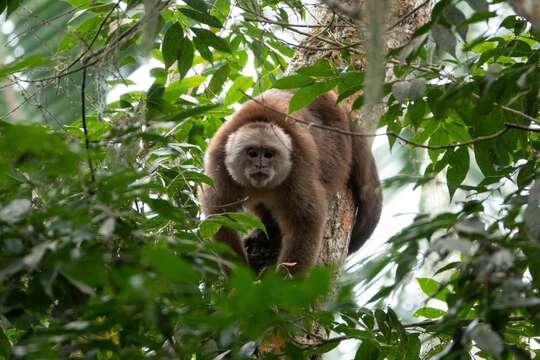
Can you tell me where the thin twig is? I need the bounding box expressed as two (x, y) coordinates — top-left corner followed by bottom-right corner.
(0, 92), (35, 120)
(81, 64), (95, 183)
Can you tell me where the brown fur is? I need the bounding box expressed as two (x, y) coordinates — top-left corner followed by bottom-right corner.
(199, 89), (382, 273)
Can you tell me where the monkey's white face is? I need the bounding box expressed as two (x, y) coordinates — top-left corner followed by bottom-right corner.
(224, 123), (293, 188)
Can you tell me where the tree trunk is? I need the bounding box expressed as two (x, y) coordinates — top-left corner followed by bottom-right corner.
(283, 0), (432, 354)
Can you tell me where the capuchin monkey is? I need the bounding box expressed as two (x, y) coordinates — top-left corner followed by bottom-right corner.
(199, 89), (382, 274)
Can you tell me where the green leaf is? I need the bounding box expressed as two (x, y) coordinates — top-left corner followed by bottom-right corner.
(193, 38), (213, 62)
(192, 27), (231, 53)
(211, 0), (229, 19)
(288, 80), (338, 113)
(0, 55), (50, 78)
(165, 75), (206, 99)
(446, 147), (469, 199)
(409, 78), (426, 100)
(392, 80), (411, 102)
(465, 0), (488, 12)
(417, 277), (439, 297)
(336, 72), (364, 101)
(227, 212), (266, 233)
(374, 309), (390, 337)
(470, 324), (504, 357)
(0, 324), (10, 357)
(431, 24), (456, 57)
(64, 0), (99, 9)
(142, 247), (198, 283)
(199, 219), (222, 237)
(427, 127), (448, 162)
(184, 0), (208, 12)
(146, 198), (185, 223)
(181, 171), (214, 186)
(434, 261), (461, 275)
(500, 15), (528, 34)
(63, 257), (107, 288)
(413, 307), (446, 319)
(387, 307), (408, 345)
(306, 340), (340, 355)
(207, 64), (230, 98)
(444, 6), (467, 40)
(367, 285), (394, 303)
(224, 75), (253, 106)
(272, 74), (314, 89)
(405, 334), (421, 360)
(354, 340), (380, 359)
(200, 212), (265, 238)
(146, 83), (165, 118)
(297, 60), (337, 77)
(178, 38), (194, 78)
(181, 8), (222, 28)
(460, 11), (497, 27)
(162, 22), (183, 68)
(159, 103), (219, 122)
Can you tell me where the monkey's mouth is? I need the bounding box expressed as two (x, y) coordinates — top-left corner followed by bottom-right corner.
(248, 171), (271, 187)
(249, 171), (270, 180)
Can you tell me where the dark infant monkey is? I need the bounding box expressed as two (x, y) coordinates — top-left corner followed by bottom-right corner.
(199, 89), (382, 274)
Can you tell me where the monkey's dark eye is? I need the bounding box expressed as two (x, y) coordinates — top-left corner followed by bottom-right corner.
(247, 148), (258, 158)
(263, 150), (274, 159)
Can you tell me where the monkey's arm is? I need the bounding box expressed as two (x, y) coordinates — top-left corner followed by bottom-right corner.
(275, 188), (327, 274)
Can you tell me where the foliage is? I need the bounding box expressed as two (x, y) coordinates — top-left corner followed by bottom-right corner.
(0, 0), (539, 358)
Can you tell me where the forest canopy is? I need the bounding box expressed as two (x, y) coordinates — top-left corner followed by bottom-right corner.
(0, 0), (539, 358)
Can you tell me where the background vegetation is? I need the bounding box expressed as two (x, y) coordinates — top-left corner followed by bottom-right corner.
(0, 0), (539, 358)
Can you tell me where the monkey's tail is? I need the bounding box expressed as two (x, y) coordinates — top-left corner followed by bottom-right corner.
(348, 129), (382, 254)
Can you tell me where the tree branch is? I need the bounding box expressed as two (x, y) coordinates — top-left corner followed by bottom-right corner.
(242, 91), (540, 150)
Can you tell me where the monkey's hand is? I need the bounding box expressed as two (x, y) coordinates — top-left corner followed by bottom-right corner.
(275, 203), (326, 274)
